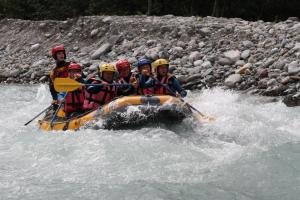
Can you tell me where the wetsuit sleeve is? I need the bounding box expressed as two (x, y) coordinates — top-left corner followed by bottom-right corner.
(170, 77), (187, 97)
(139, 75), (154, 88)
(48, 70), (58, 100)
(86, 85), (103, 94)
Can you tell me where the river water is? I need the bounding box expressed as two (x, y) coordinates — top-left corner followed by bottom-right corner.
(0, 85), (299, 200)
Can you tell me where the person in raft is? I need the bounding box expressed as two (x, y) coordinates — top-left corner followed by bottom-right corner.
(115, 59), (135, 96)
(130, 58), (155, 95)
(83, 63), (118, 110)
(57, 63), (86, 118)
(48, 45), (70, 109)
(152, 58), (187, 97)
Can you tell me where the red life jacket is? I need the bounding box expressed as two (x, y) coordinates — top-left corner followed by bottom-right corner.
(154, 74), (174, 95)
(64, 90), (85, 113)
(135, 74), (154, 95)
(83, 79), (117, 110)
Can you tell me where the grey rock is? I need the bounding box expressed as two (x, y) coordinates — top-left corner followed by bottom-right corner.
(102, 16), (112, 23)
(242, 40), (254, 48)
(224, 50), (241, 62)
(263, 58), (276, 68)
(241, 50), (251, 59)
(198, 42), (205, 48)
(176, 41), (186, 48)
(89, 63), (99, 71)
(274, 60), (287, 70)
(235, 60), (245, 66)
(202, 68), (213, 77)
(145, 47), (161, 60)
(31, 72), (36, 79)
(188, 66), (201, 74)
(73, 46), (79, 51)
(267, 78), (277, 86)
(263, 84), (287, 96)
(283, 93), (300, 107)
(168, 47), (184, 57)
(39, 76), (47, 82)
(45, 33), (51, 38)
(225, 74), (241, 88)
(146, 40), (156, 46)
(39, 22), (46, 28)
(193, 60), (203, 67)
(32, 59), (49, 68)
(90, 29), (99, 37)
(9, 69), (21, 77)
(30, 43), (40, 51)
(188, 51), (201, 62)
(201, 61), (212, 68)
(186, 74), (202, 82)
(288, 61), (300, 75)
(257, 78), (269, 89)
(91, 43), (112, 59)
(256, 68), (268, 79)
(218, 57), (233, 65)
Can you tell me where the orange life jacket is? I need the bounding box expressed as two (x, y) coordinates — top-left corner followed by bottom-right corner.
(83, 79), (117, 110)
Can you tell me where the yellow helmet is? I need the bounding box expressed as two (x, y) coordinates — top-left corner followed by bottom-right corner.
(153, 59), (169, 72)
(98, 63), (116, 76)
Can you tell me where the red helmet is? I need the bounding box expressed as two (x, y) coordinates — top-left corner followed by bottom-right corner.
(68, 63), (82, 71)
(116, 59), (130, 72)
(51, 45), (66, 59)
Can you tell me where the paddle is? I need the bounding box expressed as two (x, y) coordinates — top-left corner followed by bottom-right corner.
(54, 78), (131, 92)
(50, 93), (68, 128)
(24, 105), (52, 126)
(152, 77), (215, 122)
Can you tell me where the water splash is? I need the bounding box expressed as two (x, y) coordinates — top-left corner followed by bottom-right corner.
(1, 85), (299, 199)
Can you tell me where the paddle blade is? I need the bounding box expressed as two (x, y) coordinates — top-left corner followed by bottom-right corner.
(193, 113), (216, 123)
(54, 78), (82, 92)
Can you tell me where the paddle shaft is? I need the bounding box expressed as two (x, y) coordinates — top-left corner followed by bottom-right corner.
(24, 105), (52, 126)
(50, 93), (68, 128)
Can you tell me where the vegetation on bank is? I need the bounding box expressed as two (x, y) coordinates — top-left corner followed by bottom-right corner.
(0, 0), (299, 21)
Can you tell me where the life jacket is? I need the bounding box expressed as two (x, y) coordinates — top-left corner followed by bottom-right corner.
(64, 90), (85, 113)
(154, 74), (174, 95)
(83, 78), (117, 110)
(135, 73), (154, 95)
(49, 65), (69, 81)
(118, 74), (133, 95)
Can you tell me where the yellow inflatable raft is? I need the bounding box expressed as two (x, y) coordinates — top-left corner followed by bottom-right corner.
(38, 95), (193, 131)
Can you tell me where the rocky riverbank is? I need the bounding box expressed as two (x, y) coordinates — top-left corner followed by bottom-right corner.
(0, 15), (299, 106)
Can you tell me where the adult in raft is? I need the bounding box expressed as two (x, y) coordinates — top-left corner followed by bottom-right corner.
(83, 63), (118, 110)
(115, 59), (135, 96)
(48, 45), (70, 109)
(152, 58), (187, 97)
(131, 58), (155, 95)
(57, 63), (86, 118)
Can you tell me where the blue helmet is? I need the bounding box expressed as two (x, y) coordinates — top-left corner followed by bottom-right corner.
(137, 58), (151, 71)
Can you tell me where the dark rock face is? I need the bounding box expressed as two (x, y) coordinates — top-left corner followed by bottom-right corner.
(283, 93), (300, 107)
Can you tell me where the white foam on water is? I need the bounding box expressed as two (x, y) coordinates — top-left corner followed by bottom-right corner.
(1, 85), (299, 199)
